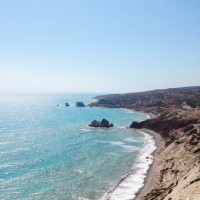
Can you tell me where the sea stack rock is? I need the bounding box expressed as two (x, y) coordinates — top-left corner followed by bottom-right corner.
(76, 102), (85, 107)
(89, 120), (101, 127)
(65, 103), (70, 107)
(89, 118), (113, 128)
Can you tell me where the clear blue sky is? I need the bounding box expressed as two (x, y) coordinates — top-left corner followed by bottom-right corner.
(0, 0), (200, 93)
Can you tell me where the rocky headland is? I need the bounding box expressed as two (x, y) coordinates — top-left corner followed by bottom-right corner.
(89, 86), (200, 200)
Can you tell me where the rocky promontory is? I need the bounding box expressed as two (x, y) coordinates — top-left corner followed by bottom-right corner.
(89, 119), (113, 128)
(130, 109), (200, 138)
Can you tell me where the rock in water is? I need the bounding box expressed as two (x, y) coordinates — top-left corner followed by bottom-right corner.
(100, 118), (110, 128)
(89, 120), (101, 127)
(65, 103), (70, 107)
(76, 102), (85, 107)
(89, 118), (113, 128)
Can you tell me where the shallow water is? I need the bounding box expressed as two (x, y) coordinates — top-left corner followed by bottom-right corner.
(0, 94), (148, 200)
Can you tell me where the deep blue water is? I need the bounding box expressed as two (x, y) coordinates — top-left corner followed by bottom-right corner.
(0, 94), (147, 200)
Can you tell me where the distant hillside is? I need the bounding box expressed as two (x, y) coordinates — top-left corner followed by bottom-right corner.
(89, 86), (200, 115)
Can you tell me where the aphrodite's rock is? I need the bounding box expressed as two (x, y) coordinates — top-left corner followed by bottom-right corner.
(65, 103), (70, 107)
(101, 119), (110, 128)
(89, 120), (101, 127)
(89, 118), (113, 128)
(76, 102), (85, 107)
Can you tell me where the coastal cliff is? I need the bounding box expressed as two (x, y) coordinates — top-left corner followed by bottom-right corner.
(141, 133), (200, 200)
(89, 86), (200, 200)
(133, 108), (200, 200)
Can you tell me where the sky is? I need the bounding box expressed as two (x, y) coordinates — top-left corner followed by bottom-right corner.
(0, 0), (200, 94)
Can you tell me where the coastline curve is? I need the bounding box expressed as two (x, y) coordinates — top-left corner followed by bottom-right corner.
(100, 131), (157, 200)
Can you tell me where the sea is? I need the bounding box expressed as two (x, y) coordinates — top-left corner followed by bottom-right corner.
(0, 93), (156, 200)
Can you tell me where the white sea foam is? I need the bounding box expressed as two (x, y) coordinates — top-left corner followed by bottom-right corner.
(122, 108), (135, 114)
(109, 141), (125, 146)
(122, 108), (151, 121)
(0, 147), (30, 156)
(0, 141), (10, 145)
(80, 128), (91, 132)
(96, 129), (109, 132)
(100, 131), (156, 200)
(121, 145), (138, 152)
(109, 141), (139, 152)
(119, 126), (128, 129)
(74, 169), (83, 174)
(124, 137), (143, 143)
(106, 152), (119, 156)
(0, 163), (16, 169)
(0, 161), (25, 169)
(87, 126), (109, 132)
(146, 114), (151, 119)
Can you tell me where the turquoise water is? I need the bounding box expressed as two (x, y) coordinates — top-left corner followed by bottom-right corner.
(0, 94), (148, 200)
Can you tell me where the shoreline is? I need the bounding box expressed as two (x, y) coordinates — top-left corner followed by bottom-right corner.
(100, 110), (163, 200)
(94, 106), (164, 200)
(133, 128), (165, 200)
(132, 109), (165, 200)
(124, 108), (165, 200)
(122, 108), (157, 119)
(100, 129), (158, 200)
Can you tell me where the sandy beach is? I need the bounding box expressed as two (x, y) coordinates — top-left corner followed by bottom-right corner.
(133, 128), (165, 200)
(127, 108), (157, 119)
(126, 109), (165, 200)
(130, 109), (164, 200)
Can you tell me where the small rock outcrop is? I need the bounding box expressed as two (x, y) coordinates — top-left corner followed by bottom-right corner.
(65, 103), (70, 107)
(89, 118), (113, 128)
(76, 102), (85, 107)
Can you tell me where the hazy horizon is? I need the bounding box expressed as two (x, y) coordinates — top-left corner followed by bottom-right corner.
(1, 85), (200, 96)
(0, 0), (200, 93)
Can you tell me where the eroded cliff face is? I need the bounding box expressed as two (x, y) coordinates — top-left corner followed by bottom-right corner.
(142, 135), (200, 200)
(133, 109), (200, 200)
